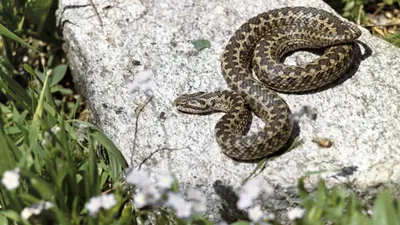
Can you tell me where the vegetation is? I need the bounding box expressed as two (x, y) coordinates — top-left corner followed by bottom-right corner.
(0, 0), (399, 224)
(325, 0), (400, 47)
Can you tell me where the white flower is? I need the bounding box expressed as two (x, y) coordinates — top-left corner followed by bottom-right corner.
(167, 192), (193, 218)
(287, 207), (305, 220)
(265, 212), (275, 220)
(21, 208), (33, 220)
(29, 203), (42, 215)
(242, 178), (262, 198)
(263, 184), (274, 196)
(248, 205), (264, 222)
(237, 178), (273, 210)
(216, 221), (229, 225)
(133, 186), (162, 209)
(1, 168), (20, 190)
(133, 192), (147, 208)
(188, 188), (206, 212)
(85, 196), (102, 216)
(101, 194), (116, 210)
(85, 194), (116, 216)
(42, 201), (53, 210)
(125, 168), (150, 188)
(41, 139), (47, 147)
(237, 192), (253, 210)
(157, 169), (175, 189)
(20, 201), (53, 220)
(51, 126), (61, 133)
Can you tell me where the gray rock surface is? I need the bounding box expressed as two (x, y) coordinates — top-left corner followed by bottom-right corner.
(57, 0), (400, 222)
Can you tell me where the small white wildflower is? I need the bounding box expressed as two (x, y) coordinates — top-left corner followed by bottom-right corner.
(44, 131), (51, 139)
(125, 168), (150, 188)
(40, 139), (47, 147)
(85, 194), (116, 216)
(157, 169), (175, 189)
(85, 196), (102, 216)
(41, 201), (53, 210)
(188, 188), (206, 212)
(21, 208), (33, 220)
(1, 168), (20, 190)
(29, 203), (43, 215)
(127, 70), (156, 94)
(101, 194), (116, 210)
(248, 205), (264, 222)
(133, 186), (162, 208)
(237, 178), (273, 210)
(263, 184), (274, 196)
(287, 207), (305, 220)
(237, 192), (253, 210)
(20, 201), (53, 220)
(145, 186), (162, 202)
(133, 192), (147, 208)
(78, 123), (89, 130)
(167, 192), (193, 218)
(23, 56), (29, 62)
(51, 126), (61, 133)
(265, 212), (275, 220)
(242, 178), (262, 198)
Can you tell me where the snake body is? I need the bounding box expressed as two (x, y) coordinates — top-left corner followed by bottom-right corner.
(174, 7), (361, 160)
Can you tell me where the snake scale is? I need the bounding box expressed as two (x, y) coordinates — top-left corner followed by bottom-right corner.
(174, 7), (361, 160)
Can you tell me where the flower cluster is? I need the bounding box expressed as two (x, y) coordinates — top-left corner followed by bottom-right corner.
(85, 193), (117, 216)
(1, 168), (20, 190)
(21, 201), (53, 220)
(237, 178), (275, 223)
(287, 207), (305, 220)
(125, 168), (206, 219)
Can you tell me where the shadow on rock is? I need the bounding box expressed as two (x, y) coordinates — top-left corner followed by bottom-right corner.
(212, 180), (249, 223)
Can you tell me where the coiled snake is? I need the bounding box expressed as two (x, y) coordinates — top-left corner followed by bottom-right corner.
(173, 7), (361, 160)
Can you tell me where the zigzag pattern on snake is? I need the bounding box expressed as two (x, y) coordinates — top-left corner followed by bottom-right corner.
(174, 7), (361, 160)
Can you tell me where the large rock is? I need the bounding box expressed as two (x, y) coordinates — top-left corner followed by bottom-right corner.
(57, 0), (400, 222)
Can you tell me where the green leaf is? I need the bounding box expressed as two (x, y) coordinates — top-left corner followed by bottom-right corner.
(316, 179), (327, 206)
(190, 213), (214, 225)
(287, 138), (304, 151)
(30, 177), (57, 200)
(24, 0), (53, 33)
(348, 192), (363, 216)
(0, 23), (39, 53)
(231, 221), (251, 225)
(298, 177), (314, 210)
(155, 211), (167, 225)
(29, 68), (51, 147)
(242, 157), (268, 184)
(343, 1), (355, 12)
(50, 64), (68, 87)
(306, 205), (322, 221)
(91, 128), (128, 176)
(23, 64), (36, 78)
(192, 39), (211, 51)
(0, 214), (8, 225)
(0, 70), (32, 112)
(0, 119), (19, 174)
(384, 0), (394, 5)
(372, 191), (400, 225)
(0, 210), (23, 224)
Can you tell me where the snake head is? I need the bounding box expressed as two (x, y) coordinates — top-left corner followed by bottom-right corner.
(173, 92), (215, 114)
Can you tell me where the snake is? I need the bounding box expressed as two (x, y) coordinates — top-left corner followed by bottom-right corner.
(173, 7), (361, 160)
